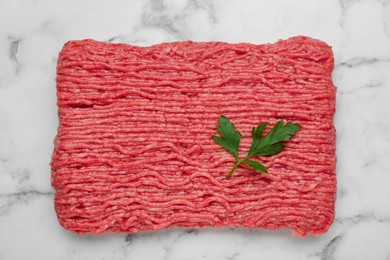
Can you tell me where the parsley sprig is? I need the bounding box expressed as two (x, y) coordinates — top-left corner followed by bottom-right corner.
(212, 115), (301, 178)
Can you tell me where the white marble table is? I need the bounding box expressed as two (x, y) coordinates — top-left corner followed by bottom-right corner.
(1, 0), (390, 259)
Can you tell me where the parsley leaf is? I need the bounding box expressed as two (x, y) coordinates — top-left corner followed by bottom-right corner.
(213, 115), (301, 177)
(212, 115), (242, 161)
(245, 160), (268, 173)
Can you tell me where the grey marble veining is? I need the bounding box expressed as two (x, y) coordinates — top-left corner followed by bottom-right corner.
(1, 0), (390, 259)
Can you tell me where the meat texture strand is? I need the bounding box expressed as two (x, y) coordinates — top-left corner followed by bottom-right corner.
(51, 36), (337, 237)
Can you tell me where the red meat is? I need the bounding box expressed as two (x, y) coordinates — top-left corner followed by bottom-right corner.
(51, 36), (336, 237)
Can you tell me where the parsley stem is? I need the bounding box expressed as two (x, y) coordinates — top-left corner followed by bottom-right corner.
(226, 157), (249, 178)
(227, 162), (240, 178)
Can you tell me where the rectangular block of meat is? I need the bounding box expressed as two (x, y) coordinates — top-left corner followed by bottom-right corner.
(51, 36), (337, 237)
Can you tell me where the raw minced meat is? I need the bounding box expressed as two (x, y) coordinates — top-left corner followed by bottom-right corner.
(51, 36), (337, 237)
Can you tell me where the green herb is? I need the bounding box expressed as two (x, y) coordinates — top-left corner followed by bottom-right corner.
(212, 115), (301, 178)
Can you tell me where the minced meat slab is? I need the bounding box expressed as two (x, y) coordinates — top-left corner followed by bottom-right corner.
(51, 36), (337, 237)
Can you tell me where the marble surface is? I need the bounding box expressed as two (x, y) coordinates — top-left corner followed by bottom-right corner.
(1, 0), (390, 259)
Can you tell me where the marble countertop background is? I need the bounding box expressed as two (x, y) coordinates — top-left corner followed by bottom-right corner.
(1, 0), (390, 259)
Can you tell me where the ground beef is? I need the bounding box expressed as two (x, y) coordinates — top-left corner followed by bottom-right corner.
(51, 36), (337, 237)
